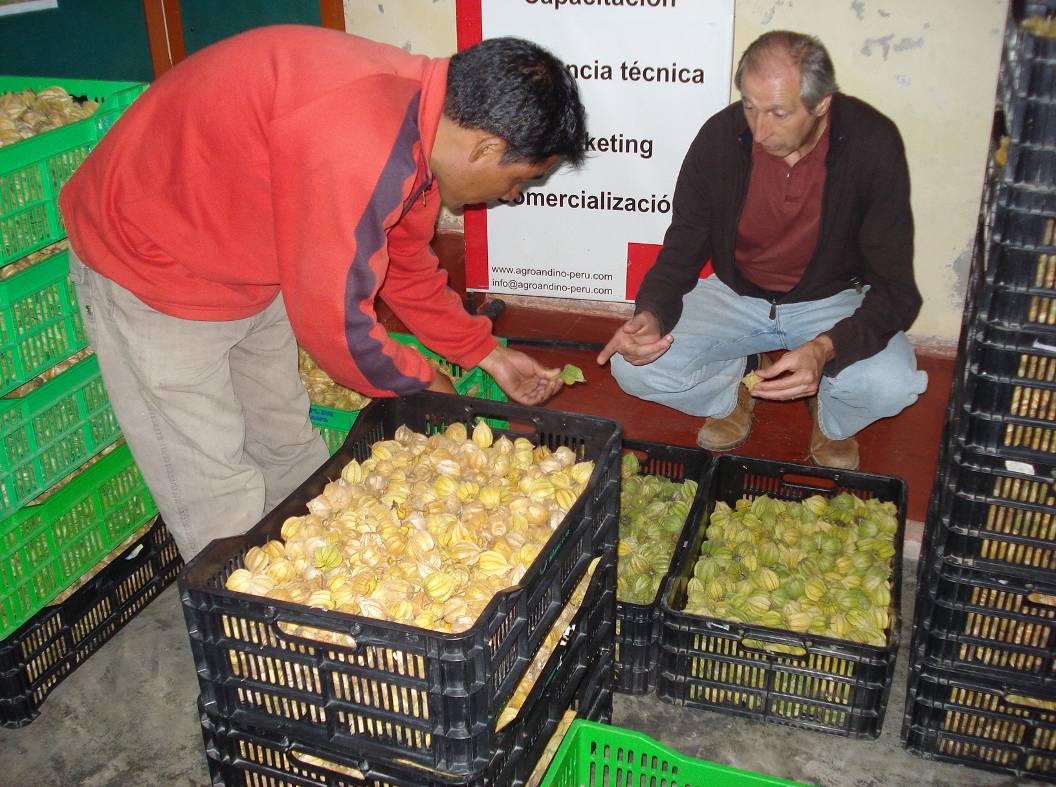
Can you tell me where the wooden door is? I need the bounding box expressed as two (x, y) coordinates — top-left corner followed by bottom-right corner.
(142, 0), (344, 78)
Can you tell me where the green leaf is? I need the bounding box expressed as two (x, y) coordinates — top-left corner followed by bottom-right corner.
(561, 364), (586, 385)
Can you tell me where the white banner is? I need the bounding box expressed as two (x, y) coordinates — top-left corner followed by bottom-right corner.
(464, 0), (735, 303)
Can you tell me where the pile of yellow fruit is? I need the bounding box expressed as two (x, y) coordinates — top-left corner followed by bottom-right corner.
(298, 346), (462, 411)
(616, 453), (697, 605)
(0, 87), (97, 148)
(225, 421), (595, 641)
(0, 239), (68, 280)
(497, 557), (600, 731)
(684, 493), (898, 647)
(297, 348), (373, 411)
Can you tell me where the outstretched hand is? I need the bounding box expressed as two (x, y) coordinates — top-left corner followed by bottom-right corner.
(477, 344), (563, 406)
(596, 311), (673, 366)
(749, 335), (834, 401)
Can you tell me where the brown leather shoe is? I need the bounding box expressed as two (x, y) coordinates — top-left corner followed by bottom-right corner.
(696, 354), (772, 451)
(807, 397), (860, 470)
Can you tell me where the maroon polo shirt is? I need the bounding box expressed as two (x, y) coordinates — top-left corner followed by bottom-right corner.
(735, 121), (831, 293)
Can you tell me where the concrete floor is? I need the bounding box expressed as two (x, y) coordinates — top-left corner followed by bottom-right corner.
(0, 558), (1041, 787)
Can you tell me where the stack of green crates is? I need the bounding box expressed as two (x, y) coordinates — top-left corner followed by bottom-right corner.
(0, 76), (146, 264)
(0, 76), (156, 642)
(309, 333), (509, 454)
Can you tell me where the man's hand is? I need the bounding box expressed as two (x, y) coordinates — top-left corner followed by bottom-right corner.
(596, 311), (673, 366)
(478, 344), (563, 406)
(750, 335), (834, 400)
(426, 372), (458, 395)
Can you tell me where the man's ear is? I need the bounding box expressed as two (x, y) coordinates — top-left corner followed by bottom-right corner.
(812, 94), (833, 118)
(469, 135), (507, 164)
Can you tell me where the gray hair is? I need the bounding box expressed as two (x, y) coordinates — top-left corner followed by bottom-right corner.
(734, 31), (838, 111)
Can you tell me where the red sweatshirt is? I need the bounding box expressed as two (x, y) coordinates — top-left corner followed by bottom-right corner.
(60, 25), (497, 396)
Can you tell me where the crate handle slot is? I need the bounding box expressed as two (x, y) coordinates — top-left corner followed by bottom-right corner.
(778, 472), (838, 493)
(274, 618), (359, 651)
(1004, 693), (1056, 712)
(286, 746), (367, 780)
(1027, 592), (1056, 607)
(739, 636), (808, 658)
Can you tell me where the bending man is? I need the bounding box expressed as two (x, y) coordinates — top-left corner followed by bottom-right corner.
(61, 28), (588, 557)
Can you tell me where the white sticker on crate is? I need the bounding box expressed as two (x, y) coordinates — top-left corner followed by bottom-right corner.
(1005, 460), (1036, 475)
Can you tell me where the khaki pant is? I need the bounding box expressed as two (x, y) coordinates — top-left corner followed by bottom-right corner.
(67, 249), (329, 560)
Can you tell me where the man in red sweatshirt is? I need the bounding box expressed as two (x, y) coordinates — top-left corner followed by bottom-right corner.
(60, 27), (588, 558)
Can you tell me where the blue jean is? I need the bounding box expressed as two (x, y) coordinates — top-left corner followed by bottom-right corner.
(611, 276), (928, 440)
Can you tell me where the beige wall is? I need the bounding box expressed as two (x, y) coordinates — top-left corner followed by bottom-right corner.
(734, 0), (1007, 345)
(343, 0), (456, 56)
(343, 0), (1008, 345)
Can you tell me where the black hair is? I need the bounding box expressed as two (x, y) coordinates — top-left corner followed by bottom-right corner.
(445, 37), (588, 166)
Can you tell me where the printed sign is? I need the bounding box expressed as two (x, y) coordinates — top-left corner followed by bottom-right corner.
(458, 0), (734, 302)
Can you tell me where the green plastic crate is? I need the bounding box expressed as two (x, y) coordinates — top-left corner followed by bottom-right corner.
(0, 442), (157, 638)
(311, 404), (358, 455)
(0, 249), (86, 397)
(310, 332), (508, 453)
(540, 720), (803, 787)
(0, 75), (148, 266)
(0, 353), (121, 517)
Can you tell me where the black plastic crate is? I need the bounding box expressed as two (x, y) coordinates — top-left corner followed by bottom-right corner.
(977, 284), (1056, 341)
(954, 319), (1056, 461)
(982, 240), (1056, 292)
(967, 319), (1056, 383)
(946, 228), (991, 410)
(917, 376), (973, 626)
(504, 642), (612, 787)
(197, 549), (613, 787)
(931, 439), (1056, 579)
(1016, 1), (1056, 18)
(656, 454), (907, 738)
(610, 656), (653, 698)
(991, 186), (1056, 249)
(903, 664), (1056, 781)
(915, 488), (947, 646)
(180, 392), (621, 776)
(958, 330), (1056, 462)
(917, 394), (962, 588)
(613, 439), (710, 696)
(1002, 7), (1056, 109)
(0, 516), (182, 727)
(915, 551), (1056, 686)
(200, 636), (613, 787)
(1001, 138), (1056, 191)
(996, 52), (1056, 149)
(961, 404), (1056, 464)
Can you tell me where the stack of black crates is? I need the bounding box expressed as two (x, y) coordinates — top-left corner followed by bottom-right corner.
(180, 393), (620, 787)
(902, 2), (1056, 781)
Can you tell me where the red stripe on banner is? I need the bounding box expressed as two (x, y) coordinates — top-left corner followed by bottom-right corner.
(625, 243), (713, 300)
(455, 0), (483, 50)
(625, 242), (662, 301)
(464, 207), (490, 290)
